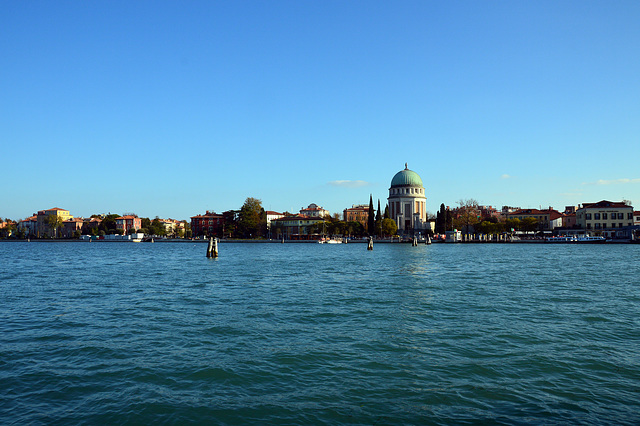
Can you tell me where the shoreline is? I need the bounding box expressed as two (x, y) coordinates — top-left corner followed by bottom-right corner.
(1, 238), (636, 244)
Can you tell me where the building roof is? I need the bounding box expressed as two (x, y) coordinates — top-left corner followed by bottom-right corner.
(390, 163), (423, 188)
(508, 209), (546, 215)
(266, 211), (283, 215)
(581, 200), (632, 209)
(190, 211), (223, 219)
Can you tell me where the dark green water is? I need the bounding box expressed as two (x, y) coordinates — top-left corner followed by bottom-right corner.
(1, 241), (639, 425)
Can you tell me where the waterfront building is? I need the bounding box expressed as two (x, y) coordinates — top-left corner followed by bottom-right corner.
(62, 217), (85, 238)
(82, 217), (102, 234)
(300, 203), (329, 218)
(190, 211), (224, 237)
(266, 211), (284, 229)
(271, 214), (324, 240)
(562, 212), (577, 229)
(115, 215), (142, 234)
(387, 164), (427, 234)
(0, 220), (15, 237)
(506, 208), (562, 231)
(158, 218), (184, 236)
(18, 215), (38, 237)
(576, 200), (634, 238)
(36, 208), (73, 237)
(343, 204), (369, 226)
(635, 211), (640, 226)
(479, 205), (501, 221)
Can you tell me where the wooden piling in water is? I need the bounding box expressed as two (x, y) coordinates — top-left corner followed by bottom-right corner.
(367, 236), (373, 250)
(206, 237), (213, 258)
(212, 238), (218, 258)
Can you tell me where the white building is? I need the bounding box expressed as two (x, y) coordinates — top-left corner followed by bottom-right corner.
(300, 203), (329, 218)
(387, 164), (427, 234)
(266, 211), (284, 229)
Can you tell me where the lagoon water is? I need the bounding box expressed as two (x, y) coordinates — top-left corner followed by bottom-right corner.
(1, 241), (639, 424)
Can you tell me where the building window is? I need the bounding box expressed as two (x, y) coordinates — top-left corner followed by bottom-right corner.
(611, 223), (615, 228)
(594, 213), (600, 220)
(628, 213), (633, 219)
(586, 213), (592, 220)
(618, 213), (624, 219)
(587, 223), (592, 229)
(602, 213), (607, 220)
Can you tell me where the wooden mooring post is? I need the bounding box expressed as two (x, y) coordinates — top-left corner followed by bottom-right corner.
(367, 236), (373, 250)
(206, 237), (219, 258)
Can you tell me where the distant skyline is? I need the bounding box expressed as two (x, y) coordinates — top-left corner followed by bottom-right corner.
(2, 1), (639, 221)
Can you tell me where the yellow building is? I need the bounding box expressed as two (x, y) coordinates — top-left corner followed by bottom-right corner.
(37, 207), (73, 237)
(576, 200), (634, 237)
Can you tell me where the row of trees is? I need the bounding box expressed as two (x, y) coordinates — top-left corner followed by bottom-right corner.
(435, 199), (540, 235)
(93, 215), (189, 238)
(201, 196), (400, 239)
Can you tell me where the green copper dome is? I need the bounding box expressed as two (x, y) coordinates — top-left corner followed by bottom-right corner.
(390, 164), (423, 188)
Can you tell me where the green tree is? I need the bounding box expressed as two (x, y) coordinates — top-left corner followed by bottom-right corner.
(521, 217), (539, 233)
(375, 200), (382, 237)
(504, 218), (520, 233)
(222, 210), (238, 238)
(436, 203), (447, 234)
(141, 217), (151, 230)
(367, 194), (375, 235)
(150, 217), (167, 236)
(45, 214), (64, 238)
(99, 214), (121, 234)
(346, 221), (366, 237)
(453, 198), (480, 235)
(381, 218), (398, 236)
(237, 197), (265, 238)
(1, 220), (17, 238)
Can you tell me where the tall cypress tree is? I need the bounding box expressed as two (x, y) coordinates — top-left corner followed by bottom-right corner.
(436, 203), (446, 234)
(368, 194), (375, 235)
(376, 200), (382, 237)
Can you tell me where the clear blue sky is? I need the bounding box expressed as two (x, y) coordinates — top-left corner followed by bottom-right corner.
(2, 1), (639, 221)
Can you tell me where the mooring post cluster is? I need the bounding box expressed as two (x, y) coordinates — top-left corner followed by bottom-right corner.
(206, 237), (219, 258)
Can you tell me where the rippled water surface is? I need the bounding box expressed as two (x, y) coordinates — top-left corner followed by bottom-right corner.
(1, 241), (639, 424)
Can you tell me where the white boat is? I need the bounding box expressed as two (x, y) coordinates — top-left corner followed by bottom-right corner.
(576, 236), (606, 243)
(546, 236), (577, 242)
(546, 235), (606, 243)
(319, 238), (342, 244)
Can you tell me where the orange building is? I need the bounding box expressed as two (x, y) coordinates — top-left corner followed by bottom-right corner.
(343, 204), (369, 226)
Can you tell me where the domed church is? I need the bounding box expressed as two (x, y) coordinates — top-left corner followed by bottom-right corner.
(388, 163), (427, 233)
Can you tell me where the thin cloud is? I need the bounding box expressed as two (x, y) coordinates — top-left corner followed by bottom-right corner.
(582, 178), (640, 186)
(328, 180), (371, 188)
(500, 174), (512, 179)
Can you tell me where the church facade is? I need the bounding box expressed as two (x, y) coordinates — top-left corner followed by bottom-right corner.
(388, 164), (428, 233)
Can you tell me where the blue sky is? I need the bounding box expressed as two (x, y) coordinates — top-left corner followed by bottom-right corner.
(2, 1), (639, 220)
